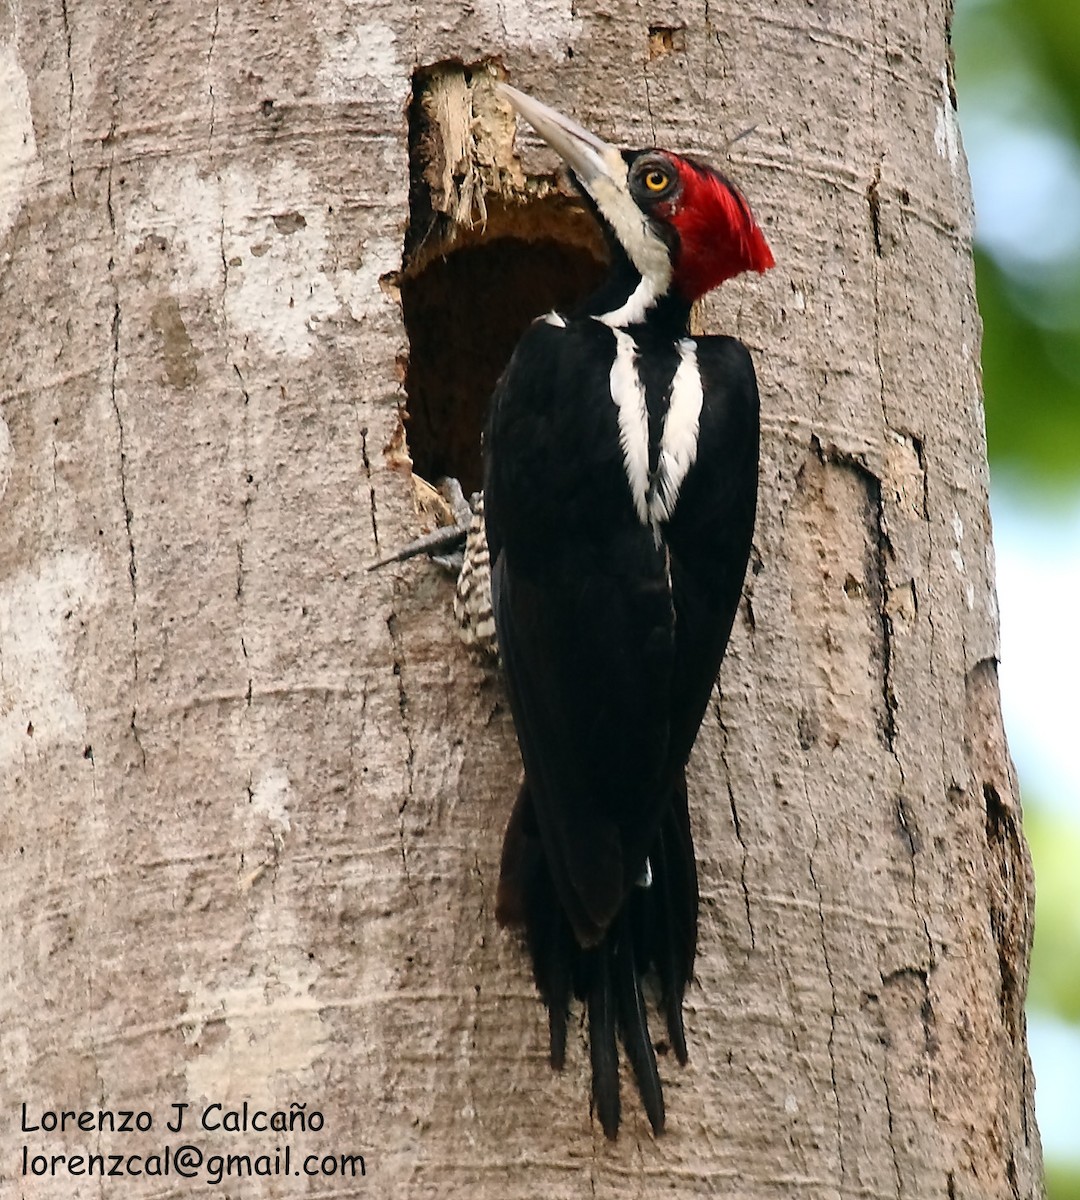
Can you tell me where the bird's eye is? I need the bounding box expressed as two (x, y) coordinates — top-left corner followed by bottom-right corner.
(644, 168), (669, 192)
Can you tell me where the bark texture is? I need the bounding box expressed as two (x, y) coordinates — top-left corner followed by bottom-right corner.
(0, 1), (1041, 1197)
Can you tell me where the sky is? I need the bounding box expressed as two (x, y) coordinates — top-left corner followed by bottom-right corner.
(995, 489), (1080, 824)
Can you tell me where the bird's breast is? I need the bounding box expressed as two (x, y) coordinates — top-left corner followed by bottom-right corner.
(604, 326), (704, 533)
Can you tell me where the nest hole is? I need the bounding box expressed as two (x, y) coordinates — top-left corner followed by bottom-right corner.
(401, 231), (605, 496)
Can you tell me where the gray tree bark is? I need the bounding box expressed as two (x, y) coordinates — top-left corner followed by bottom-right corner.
(0, 1), (1042, 1198)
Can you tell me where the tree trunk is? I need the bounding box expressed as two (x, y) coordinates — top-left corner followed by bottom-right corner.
(0, 2), (1042, 1197)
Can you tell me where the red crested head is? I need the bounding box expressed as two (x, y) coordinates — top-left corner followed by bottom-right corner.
(647, 154), (775, 301)
(496, 84), (774, 314)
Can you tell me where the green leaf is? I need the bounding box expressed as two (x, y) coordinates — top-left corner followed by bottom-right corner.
(977, 251), (1080, 487)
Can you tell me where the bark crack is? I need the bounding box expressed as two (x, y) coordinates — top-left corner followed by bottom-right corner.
(472, 850), (487, 922)
(1006, 1153), (1022, 1200)
(726, 781), (754, 950)
(51, 440), (60, 515)
(85, 743), (99, 804)
(233, 362), (250, 406)
(105, 123), (116, 230)
(234, 360), (252, 702)
(218, 212), (229, 325)
(347, 678), (370, 806)
(387, 613), (416, 890)
(360, 424), (379, 550)
(871, 480), (899, 759)
(715, 702), (754, 946)
(207, 0), (220, 146)
(883, 1068), (903, 1200)
(918, 445), (951, 791)
(642, 60), (656, 145)
(104, 143), (143, 765)
(876, 446), (937, 1042)
(863, 12), (902, 773)
(221, 205), (253, 707)
(896, 794), (936, 972)
(109, 299), (144, 767)
(866, 163), (883, 258)
(235, 540), (245, 602)
(983, 779), (1027, 1039)
(702, 0), (712, 99)
(60, 0), (76, 200)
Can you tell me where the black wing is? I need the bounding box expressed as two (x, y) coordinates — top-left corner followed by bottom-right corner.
(663, 334), (760, 767)
(485, 318), (678, 945)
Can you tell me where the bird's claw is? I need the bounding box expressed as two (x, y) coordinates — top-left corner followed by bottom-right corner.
(367, 476), (477, 573)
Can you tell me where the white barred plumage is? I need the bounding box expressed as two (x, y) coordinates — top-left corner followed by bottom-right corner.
(453, 495), (498, 658)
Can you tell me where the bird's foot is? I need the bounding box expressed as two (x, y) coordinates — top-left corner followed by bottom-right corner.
(367, 476), (478, 573)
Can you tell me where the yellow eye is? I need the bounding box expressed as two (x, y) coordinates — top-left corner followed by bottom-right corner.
(644, 168), (669, 192)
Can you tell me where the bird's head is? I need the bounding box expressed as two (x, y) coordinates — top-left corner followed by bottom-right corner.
(499, 83), (774, 312)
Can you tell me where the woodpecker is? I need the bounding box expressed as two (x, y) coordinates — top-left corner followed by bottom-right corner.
(480, 84), (774, 1138)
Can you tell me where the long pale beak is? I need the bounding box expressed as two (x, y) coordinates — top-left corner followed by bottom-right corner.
(497, 83), (672, 292)
(497, 83), (622, 194)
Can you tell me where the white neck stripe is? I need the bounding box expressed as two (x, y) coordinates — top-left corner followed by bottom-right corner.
(607, 328), (651, 525)
(649, 339), (704, 524)
(596, 276), (659, 328)
(604, 330), (704, 533)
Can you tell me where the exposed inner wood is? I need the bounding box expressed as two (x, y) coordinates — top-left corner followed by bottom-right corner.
(401, 64), (607, 495)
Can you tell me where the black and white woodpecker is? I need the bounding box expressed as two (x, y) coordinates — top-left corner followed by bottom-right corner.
(480, 84), (775, 1139)
(379, 83), (775, 1137)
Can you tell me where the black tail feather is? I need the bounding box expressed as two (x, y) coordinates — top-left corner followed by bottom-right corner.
(587, 950), (621, 1139)
(496, 784), (574, 1067)
(650, 773), (698, 1064)
(612, 909), (665, 1133)
(542, 897), (571, 1070)
(497, 777), (699, 1136)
